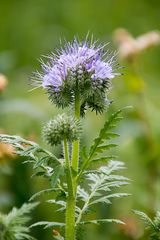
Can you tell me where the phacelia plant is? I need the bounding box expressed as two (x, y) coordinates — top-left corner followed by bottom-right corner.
(0, 36), (129, 240)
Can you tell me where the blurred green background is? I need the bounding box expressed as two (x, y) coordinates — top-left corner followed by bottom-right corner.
(0, 0), (160, 239)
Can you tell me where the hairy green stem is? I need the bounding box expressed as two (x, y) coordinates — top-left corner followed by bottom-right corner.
(65, 195), (76, 240)
(65, 88), (81, 240)
(72, 90), (80, 171)
(63, 139), (74, 196)
(64, 86), (81, 240)
(63, 139), (75, 240)
(72, 89), (81, 193)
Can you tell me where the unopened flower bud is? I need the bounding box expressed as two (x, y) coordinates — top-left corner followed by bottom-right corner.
(42, 114), (81, 146)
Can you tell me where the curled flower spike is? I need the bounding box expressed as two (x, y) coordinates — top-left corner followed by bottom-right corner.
(32, 36), (121, 114)
(42, 114), (81, 146)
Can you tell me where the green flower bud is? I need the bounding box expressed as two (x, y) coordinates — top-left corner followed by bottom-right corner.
(42, 114), (81, 146)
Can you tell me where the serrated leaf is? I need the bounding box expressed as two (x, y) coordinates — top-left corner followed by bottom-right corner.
(104, 132), (120, 139)
(77, 186), (89, 202)
(79, 110), (124, 176)
(0, 134), (60, 171)
(47, 200), (66, 212)
(100, 161), (125, 175)
(105, 193), (130, 199)
(95, 143), (117, 155)
(98, 181), (129, 191)
(89, 193), (129, 206)
(0, 202), (38, 240)
(30, 221), (65, 229)
(134, 209), (160, 239)
(89, 197), (111, 206)
(79, 218), (124, 225)
(91, 156), (117, 164)
(76, 160), (129, 224)
(29, 188), (59, 201)
(133, 210), (155, 228)
(106, 175), (129, 181)
(47, 200), (66, 206)
(89, 109), (123, 159)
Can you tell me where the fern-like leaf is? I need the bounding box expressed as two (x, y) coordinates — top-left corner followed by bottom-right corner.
(0, 203), (38, 240)
(88, 109), (123, 159)
(30, 221), (65, 229)
(0, 134), (65, 191)
(79, 218), (124, 225)
(29, 188), (60, 201)
(133, 210), (155, 229)
(134, 210), (160, 239)
(79, 109), (123, 177)
(76, 160), (129, 225)
(47, 200), (66, 212)
(0, 134), (60, 166)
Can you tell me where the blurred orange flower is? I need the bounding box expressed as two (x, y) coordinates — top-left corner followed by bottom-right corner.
(0, 142), (15, 160)
(113, 28), (160, 61)
(0, 74), (8, 92)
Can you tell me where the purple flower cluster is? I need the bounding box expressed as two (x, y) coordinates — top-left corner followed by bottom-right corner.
(38, 38), (119, 91)
(32, 37), (121, 113)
